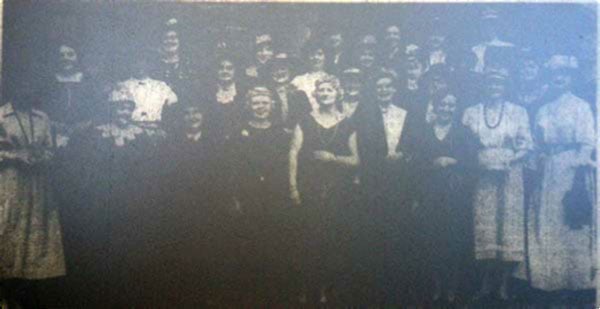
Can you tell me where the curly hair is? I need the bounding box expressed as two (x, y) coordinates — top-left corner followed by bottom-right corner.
(313, 74), (344, 109)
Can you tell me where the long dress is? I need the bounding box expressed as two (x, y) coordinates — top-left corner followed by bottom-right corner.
(227, 123), (292, 302)
(297, 114), (356, 294)
(520, 92), (596, 291)
(412, 121), (476, 290)
(462, 102), (533, 262)
(0, 103), (65, 280)
(58, 120), (153, 307)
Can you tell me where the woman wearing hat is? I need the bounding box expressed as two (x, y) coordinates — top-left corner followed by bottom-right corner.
(245, 33), (275, 81)
(462, 66), (533, 300)
(519, 54), (596, 297)
(226, 86), (292, 304)
(289, 74), (359, 305)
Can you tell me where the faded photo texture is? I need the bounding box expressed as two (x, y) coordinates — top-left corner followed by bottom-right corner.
(0, 2), (597, 308)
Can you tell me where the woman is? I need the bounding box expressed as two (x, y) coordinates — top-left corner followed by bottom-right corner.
(245, 34), (274, 80)
(62, 99), (155, 307)
(519, 55), (595, 300)
(289, 74), (359, 305)
(0, 87), (65, 308)
(355, 68), (416, 305)
(462, 67), (533, 301)
(267, 53), (311, 132)
(227, 86), (291, 304)
(413, 91), (475, 304)
(339, 67), (363, 121)
(291, 40), (329, 111)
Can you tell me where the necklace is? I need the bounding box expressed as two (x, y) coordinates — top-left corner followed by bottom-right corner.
(483, 101), (505, 129)
(14, 109), (35, 146)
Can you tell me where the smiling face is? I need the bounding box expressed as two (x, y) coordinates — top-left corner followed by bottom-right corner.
(315, 81), (339, 107)
(428, 34), (446, 49)
(520, 59), (539, 82)
(217, 59), (235, 83)
(309, 48), (326, 71)
(256, 43), (274, 65)
(358, 48), (376, 69)
(376, 77), (396, 103)
(385, 26), (401, 49)
(59, 45), (78, 71)
(549, 69), (571, 92)
(486, 77), (506, 100)
(434, 94), (457, 123)
(163, 30), (180, 53)
(342, 76), (362, 98)
(328, 33), (343, 50)
(271, 64), (291, 85)
(249, 94), (273, 120)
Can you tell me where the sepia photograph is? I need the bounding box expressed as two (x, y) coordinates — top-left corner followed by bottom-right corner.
(0, 1), (597, 307)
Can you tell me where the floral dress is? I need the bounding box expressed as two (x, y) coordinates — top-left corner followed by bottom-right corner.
(462, 102), (533, 262)
(0, 103), (66, 279)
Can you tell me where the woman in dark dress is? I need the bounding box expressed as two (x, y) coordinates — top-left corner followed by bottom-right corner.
(289, 74), (359, 305)
(413, 91), (475, 305)
(61, 99), (155, 307)
(227, 86), (291, 305)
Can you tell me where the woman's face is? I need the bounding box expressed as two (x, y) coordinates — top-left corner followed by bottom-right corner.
(309, 48), (326, 71)
(359, 48), (376, 69)
(550, 70), (571, 92)
(519, 59), (539, 81)
(406, 58), (423, 79)
(163, 30), (180, 53)
(217, 60), (235, 82)
(430, 75), (449, 93)
(256, 44), (274, 65)
(376, 77), (396, 102)
(271, 65), (291, 84)
(183, 107), (203, 128)
(328, 34), (343, 50)
(315, 82), (338, 107)
(249, 95), (273, 120)
(342, 77), (362, 98)
(434, 94), (457, 123)
(385, 26), (401, 49)
(486, 78), (506, 99)
(59, 45), (78, 70)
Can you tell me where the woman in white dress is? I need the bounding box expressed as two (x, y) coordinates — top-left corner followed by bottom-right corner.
(291, 40), (329, 111)
(519, 55), (596, 297)
(462, 67), (533, 300)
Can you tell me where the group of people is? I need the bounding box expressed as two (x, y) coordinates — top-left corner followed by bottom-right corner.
(0, 7), (596, 308)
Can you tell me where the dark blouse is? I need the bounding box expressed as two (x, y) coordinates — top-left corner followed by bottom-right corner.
(298, 114), (355, 202)
(228, 123), (290, 211)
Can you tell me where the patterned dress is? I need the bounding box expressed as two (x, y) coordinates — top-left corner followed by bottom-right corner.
(0, 103), (66, 279)
(518, 92), (596, 291)
(462, 102), (533, 262)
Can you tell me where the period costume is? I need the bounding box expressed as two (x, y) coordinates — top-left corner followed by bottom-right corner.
(0, 103), (65, 280)
(519, 91), (596, 291)
(462, 102), (533, 262)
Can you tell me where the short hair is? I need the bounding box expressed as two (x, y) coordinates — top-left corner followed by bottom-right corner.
(374, 68), (398, 83)
(313, 74), (344, 105)
(245, 86), (274, 103)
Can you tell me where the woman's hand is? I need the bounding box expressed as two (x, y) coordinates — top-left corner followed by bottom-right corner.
(291, 189), (302, 206)
(314, 151), (336, 162)
(478, 148), (514, 170)
(433, 156), (458, 168)
(386, 151), (404, 161)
